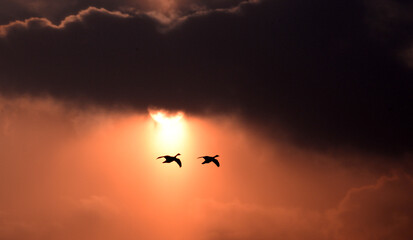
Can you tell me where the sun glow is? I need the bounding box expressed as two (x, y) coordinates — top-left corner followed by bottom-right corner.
(150, 111), (183, 125)
(147, 109), (194, 194)
(149, 109), (186, 153)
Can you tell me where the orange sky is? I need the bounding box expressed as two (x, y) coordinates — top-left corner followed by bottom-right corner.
(0, 0), (412, 238)
(1, 96), (412, 240)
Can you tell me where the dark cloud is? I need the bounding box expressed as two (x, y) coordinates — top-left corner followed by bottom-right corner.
(0, 0), (247, 25)
(0, 0), (34, 25)
(0, 0), (412, 156)
(0, 0), (123, 25)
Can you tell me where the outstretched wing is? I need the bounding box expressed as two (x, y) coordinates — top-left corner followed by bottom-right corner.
(211, 159), (220, 167)
(174, 159), (182, 168)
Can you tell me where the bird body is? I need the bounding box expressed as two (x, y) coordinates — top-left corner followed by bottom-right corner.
(198, 155), (220, 167)
(156, 153), (182, 167)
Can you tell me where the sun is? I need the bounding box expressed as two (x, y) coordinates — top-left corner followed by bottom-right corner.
(150, 110), (184, 126)
(149, 109), (186, 152)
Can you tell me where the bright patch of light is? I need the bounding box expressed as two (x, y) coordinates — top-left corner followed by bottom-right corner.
(150, 111), (183, 125)
(149, 109), (186, 152)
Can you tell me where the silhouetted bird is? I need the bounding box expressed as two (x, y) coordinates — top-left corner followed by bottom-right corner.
(156, 153), (182, 168)
(198, 155), (220, 167)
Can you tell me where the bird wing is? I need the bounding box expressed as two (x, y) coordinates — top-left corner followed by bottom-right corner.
(211, 159), (220, 167)
(174, 159), (182, 168)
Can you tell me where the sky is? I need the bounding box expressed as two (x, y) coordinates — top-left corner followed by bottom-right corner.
(0, 0), (412, 239)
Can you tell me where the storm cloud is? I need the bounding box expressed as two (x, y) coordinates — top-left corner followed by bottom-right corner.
(0, 0), (412, 155)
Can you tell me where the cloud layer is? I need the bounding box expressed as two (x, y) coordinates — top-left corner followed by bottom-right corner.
(192, 173), (413, 240)
(0, 0), (247, 25)
(0, 0), (412, 156)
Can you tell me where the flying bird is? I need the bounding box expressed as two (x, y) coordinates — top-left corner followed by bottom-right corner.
(198, 155), (220, 167)
(156, 153), (182, 168)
